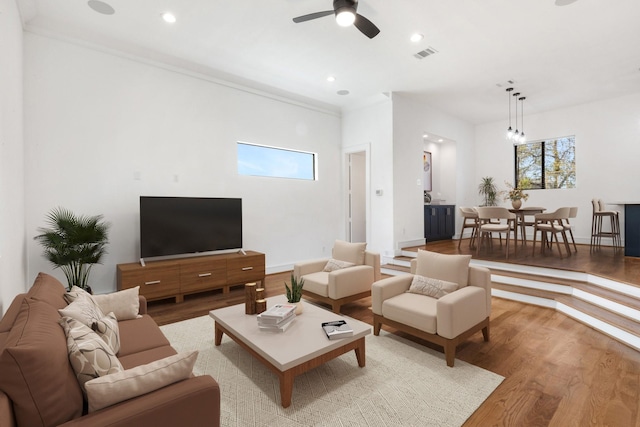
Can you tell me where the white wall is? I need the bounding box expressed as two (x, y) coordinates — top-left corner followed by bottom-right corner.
(391, 94), (476, 246)
(342, 95), (394, 257)
(0, 0), (27, 315)
(475, 92), (640, 243)
(23, 34), (343, 295)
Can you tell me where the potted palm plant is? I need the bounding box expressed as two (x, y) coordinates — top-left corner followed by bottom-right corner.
(34, 207), (110, 292)
(478, 176), (498, 206)
(285, 273), (305, 315)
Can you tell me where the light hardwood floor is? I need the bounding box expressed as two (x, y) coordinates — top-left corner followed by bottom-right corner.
(147, 240), (640, 426)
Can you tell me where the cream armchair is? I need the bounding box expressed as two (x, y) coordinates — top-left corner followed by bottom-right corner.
(293, 240), (381, 313)
(372, 250), (491, 367)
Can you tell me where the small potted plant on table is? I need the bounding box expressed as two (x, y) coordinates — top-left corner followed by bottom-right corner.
(285, 274), (305, 315)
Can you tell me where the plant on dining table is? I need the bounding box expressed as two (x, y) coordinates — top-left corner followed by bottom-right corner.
(502, 181), (529, 202)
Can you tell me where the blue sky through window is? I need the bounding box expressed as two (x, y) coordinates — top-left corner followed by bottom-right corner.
(237, 142), (316, 180)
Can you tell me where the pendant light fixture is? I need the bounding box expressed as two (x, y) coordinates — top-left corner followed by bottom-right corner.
(506, 88), (514, 139)
(518, 96), (526, 143)
(512, 92), (520, 142)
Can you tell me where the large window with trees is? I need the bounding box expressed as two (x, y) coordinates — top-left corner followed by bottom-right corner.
(515, 136), (576, 190)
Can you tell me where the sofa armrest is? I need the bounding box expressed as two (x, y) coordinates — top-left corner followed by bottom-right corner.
(58, 375), (220, 427)
(0, 392), (15, 427)
(293, 259), (329, 277)
(327, 265), (374, 299)
(437, 286), (488, 339)
(138, 295), (147, 315)
(371, 275), (413, 315)
(468, 265), (491, 316)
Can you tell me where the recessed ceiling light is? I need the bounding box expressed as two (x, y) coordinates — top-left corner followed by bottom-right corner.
(162, 12), (176, 23)
(337, 90), (350, 96)
(423, 133), (429, 138)
(327, 75), (336, 82)
(87, 0), (115, 15)
(410, 33), (424, 43)
(555, 0), (578, 5)
(438, 138), (444, 143)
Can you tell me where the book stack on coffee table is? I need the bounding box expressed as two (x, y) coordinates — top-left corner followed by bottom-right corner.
(257, 303), (296, 332)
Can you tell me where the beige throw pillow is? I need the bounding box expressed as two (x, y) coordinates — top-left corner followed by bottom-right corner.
(59, 316), (124, 393)
(415, 250), (471, 287)
(323, 258), (355, 272)
(92, 312), (120, 354)
(85, 350), (198, 412)
(407, 275), (459, 299)
(92, 287), (140, 321)
(65, 286), (141, 321)
(332, 240), (366, 265)
(59, 292), (105, 328)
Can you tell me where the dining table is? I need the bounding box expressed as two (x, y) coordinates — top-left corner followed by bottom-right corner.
(508, 207), (546, 245)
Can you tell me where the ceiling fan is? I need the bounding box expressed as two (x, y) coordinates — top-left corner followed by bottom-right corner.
(292, 0), (380, 39)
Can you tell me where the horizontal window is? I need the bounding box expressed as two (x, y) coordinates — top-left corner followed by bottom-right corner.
(237, 142), (317, 180)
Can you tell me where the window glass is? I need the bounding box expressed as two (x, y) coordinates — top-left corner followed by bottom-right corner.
(515, 136), (575, 190)
(237, 142), (316, 180)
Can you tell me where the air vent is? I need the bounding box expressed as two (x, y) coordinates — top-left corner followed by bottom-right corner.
(414, 47), (438, 60)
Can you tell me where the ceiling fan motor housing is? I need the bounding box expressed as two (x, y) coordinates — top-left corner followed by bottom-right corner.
(334, 0), (358, 14)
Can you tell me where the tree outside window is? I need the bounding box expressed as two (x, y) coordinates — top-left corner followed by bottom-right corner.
(515, 136), (575, 190)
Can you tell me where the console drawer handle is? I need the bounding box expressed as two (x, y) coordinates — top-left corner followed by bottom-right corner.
(145, 280), (161, 285)
(198, 273), (212, 277)
(242, 267), (253, 271)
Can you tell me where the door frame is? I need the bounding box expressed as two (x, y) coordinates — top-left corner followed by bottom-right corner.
(343, 144), (371, 244)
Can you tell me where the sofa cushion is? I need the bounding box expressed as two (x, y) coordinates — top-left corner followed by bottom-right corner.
(118, 345), (178, 370)
(323, 258), (355, 272)
(415, 250), (472, 288)
(0, 298), (83, 427)
(407, 275), (458, 299)
(332, 240), (366, 265)
(26, 272), (68, 309)
(117, 315), (170, 357)
(85, 350), (198, 412)
(382, 292), (437, 334)
(66, 286), (141, 321)
(59, 316), (124, 392)
(300, 271), (329, 297)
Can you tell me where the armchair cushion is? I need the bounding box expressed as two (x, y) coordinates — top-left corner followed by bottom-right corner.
(332, 240), (366, 265)
(415, 250), (471, 287)
(323, 258), (355, 272)
(382, 293), (438, 334)
(407, 275), (458, 299)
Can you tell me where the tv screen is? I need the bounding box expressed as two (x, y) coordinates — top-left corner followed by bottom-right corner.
(139, 196), (242, 258)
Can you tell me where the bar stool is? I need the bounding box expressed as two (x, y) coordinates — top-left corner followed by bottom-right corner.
(458, 207), (479, 249)
(590, 199), (621, 250)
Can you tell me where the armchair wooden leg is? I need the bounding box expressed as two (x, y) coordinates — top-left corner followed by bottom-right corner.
(482, 324), (490, 342)
(373, 315), (382, 336)
(331, 302), (341, 313)
(444, 341), (456, 367)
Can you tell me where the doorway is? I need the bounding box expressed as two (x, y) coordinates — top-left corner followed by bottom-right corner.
(348, 151), (366, 243)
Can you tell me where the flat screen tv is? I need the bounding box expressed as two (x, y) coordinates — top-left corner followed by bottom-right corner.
(139, 196), (242, 259)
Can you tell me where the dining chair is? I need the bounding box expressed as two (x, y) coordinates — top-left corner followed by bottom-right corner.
(560, 207), (579, 253)
(531, 207), (572, 258)
(475, 207), (517, 259)
(458, 207), (479, 249)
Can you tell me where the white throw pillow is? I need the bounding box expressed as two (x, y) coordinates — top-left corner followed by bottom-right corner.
(332, 240), (366, 265)
(323, 258), (355, 272)
(85, 350), (198, 412)
(92, 287), (140, 321)
(59, 316), (124, 393)
(407, 275), (458, 299)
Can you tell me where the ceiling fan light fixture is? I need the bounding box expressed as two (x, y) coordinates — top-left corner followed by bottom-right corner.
(336, 9), (356, 27)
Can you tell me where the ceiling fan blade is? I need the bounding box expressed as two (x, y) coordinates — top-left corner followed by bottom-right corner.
(293, 10), (334, 23)
(354, 13), (380, 39)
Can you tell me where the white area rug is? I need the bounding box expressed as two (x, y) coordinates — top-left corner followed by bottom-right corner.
(160, 315), (503, 427)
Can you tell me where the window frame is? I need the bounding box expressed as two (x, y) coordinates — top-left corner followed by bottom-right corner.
(514, 135), (576, 190)
(237, 141), (318, 181)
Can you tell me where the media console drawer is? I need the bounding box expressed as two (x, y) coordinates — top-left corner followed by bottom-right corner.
(117, 250), (266, 303)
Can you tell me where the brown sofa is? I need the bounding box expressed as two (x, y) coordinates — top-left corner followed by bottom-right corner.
(0, 273), (220, 427)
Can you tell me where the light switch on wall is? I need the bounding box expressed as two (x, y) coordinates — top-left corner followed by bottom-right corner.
(417, 179), (421, 186)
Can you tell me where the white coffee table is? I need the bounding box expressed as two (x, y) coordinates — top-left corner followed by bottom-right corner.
(209, 295), (371, 407)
